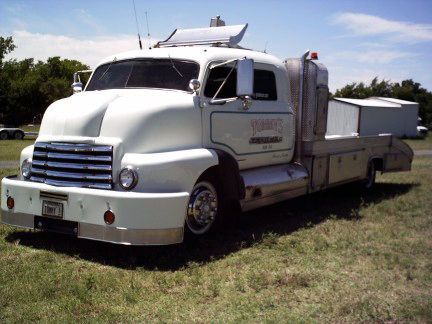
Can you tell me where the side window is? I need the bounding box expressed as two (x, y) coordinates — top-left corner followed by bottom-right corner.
(204, 66), (237, 99)
(253, 70), (277, 101)
(204, 66), (277, 101)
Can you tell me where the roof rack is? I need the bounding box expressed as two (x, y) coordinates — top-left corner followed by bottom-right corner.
(155, 24), (248, 48)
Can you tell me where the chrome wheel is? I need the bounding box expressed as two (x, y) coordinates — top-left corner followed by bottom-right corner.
(186, 181), (218, 235)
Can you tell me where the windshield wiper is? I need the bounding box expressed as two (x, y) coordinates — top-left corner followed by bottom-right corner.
(98, 57), (117, 81)
(168, 55), (184, 78)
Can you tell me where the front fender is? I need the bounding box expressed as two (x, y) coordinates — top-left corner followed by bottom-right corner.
(120, 149), (219, 193)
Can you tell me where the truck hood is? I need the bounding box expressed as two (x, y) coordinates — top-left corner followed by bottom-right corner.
(39, 89), (202, 153)
(40, 90), (119, 137)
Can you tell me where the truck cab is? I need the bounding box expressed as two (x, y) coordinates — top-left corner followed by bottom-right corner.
(1, 19), (413, 245)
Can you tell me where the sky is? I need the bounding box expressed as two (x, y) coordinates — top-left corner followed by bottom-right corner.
(1, 0), (432, 91)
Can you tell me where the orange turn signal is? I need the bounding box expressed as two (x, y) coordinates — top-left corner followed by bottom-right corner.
(6, 197), (15, 209)
(104, 210), (115, 225)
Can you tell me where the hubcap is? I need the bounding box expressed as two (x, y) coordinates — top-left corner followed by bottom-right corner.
(186, 182), (218, 235)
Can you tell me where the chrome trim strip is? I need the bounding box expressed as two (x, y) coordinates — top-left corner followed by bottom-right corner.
(32, 160), (112, 171)
(1, 212), (184, 245)
(30, 177), (112, 189)
(40, 191), (69, 201)
(31, 168), (112, 181)
(240, 186), (308, 212)
(79, 223), (184, 245)
(1, 211), (34, 229)
(33, 151), (112, 162)
(35, 142), (112, 153)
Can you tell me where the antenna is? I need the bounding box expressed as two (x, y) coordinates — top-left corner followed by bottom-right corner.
(145, 11), (151, 49)
(263, 41), (268, 53)
(132, 0), (142, 50)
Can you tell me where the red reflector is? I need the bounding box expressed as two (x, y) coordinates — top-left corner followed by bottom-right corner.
(7, 197), (15, 209)
(311, 52), (318, 60)
(104, 210), (115, 225)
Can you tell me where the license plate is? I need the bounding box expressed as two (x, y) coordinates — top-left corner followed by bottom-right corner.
(42, 200), (63, 218)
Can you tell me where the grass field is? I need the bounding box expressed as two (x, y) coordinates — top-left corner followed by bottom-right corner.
(403, 133), (432, 150)
(0, 139), (35, 161)
(0, 150), (431, 321)
(19, 124), (40, 133)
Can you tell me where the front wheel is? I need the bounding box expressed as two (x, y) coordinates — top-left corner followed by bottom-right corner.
(185, 181), (219, 236)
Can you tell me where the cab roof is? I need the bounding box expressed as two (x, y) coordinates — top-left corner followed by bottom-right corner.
(96, 46), (285, 70)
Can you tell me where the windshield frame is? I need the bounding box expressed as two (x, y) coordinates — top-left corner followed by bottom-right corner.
(84, 57), (201, 93)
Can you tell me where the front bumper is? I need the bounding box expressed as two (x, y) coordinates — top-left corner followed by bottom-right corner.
(1, 176), (189, 245)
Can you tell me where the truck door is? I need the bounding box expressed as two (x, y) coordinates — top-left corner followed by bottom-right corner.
(200, 62), (294, 170)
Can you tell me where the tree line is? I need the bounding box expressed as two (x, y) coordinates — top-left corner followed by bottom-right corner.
(1, 36), (431, 128)
(0, 36), (88, 126)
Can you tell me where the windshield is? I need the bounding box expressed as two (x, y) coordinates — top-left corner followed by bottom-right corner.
(86, 59), (199, 91)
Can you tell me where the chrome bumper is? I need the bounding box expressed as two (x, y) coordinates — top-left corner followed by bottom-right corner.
(1, 212), (183, 245)
(1, 176), (189, 245)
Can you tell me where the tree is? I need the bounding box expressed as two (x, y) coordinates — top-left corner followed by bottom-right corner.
(0, 36), (89, 125)
(0, 36), (15, 63)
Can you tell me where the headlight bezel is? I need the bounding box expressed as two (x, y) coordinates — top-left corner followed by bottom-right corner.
(21, 158), (32, 179)
(118, 166), (138, 190)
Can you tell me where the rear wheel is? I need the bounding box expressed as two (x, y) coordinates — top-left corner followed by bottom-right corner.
(362, 161), (376, 190)
(185, 180), (219, 236)
(0, 131), (8, 140)
(13, 131), (24, 140)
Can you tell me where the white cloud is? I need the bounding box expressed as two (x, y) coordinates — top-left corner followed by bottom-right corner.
(330, 50), (413, 64)
(5, 30), (158, 68)
(331, 12), (432, 43)
(75, 9), (105, 34)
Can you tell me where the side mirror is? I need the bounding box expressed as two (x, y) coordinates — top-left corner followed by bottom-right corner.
(71, 70), (92, 94)
(236, 58), (254, 97)
(72, 82), (83, 93)
(188, 79), (201, 93)
(72, 72), (82, 94)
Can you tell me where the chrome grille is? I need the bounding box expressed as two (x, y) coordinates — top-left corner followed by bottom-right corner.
(30, 142), (113, 189)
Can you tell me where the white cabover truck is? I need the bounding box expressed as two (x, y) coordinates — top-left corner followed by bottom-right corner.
(1, 18), (413, 245)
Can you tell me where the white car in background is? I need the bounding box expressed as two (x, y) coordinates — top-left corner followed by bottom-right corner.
(417, 125), (428, 138)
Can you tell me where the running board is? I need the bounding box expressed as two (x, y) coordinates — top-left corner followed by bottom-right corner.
(240, 163), (309, 211)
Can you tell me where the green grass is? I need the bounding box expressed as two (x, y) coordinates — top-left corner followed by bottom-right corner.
(0, 157), (431, 322)
(19, 124), (40, 133)
(403, 133), (432, 151)
(0, 139), (35, 161)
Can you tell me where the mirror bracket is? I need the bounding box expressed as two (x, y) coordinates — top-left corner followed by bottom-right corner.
(240, 96), (252, 110)
(71, 70), (93, 94)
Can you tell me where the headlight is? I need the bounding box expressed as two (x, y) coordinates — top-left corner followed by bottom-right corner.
(21, 158), (32, 179)
(119, 167), (138, 190)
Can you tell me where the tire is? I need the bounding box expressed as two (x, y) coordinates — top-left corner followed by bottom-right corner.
(13, 131), (24, 140)
(362, 161), (376, 190)
(185, 173), (232, 238)
(0, 131), (8, 140)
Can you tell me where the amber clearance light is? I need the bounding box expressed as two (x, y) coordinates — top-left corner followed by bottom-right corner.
(6, 197), (15, 209)
(104, 210), (115, 225)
